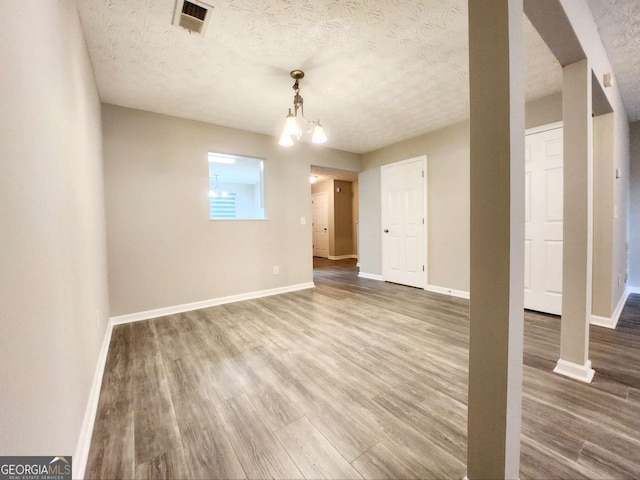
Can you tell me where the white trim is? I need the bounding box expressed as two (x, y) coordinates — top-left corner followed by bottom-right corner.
(73, 320), (114, 479)
(590, 314), (616, 329)
(464, 477), (519, 480)
(525, 121), (563, 136)
(111, 282), (315, 325)
(358, 272), (383, 281)
(610, 287), (630, 328)
(381, 155), (428, 288)
(553, 358), (595, 383)
(590, 286), (634, 330)
(425, 284), (470, 300)
(328, 254), (358, 260)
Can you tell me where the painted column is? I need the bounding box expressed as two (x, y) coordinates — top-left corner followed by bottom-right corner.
(554, 60), (595, 382)
(467, 0), (524, 478)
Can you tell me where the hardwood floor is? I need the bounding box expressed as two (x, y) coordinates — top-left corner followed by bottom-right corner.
(87, 258), (640, 479)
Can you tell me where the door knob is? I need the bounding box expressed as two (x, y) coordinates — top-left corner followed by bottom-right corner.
(384, 229), (389, 233)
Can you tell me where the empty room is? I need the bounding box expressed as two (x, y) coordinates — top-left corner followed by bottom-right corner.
(2, 1), (640, 479)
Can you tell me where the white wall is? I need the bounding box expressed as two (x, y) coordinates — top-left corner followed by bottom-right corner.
(0, 0), (109, 456)
(103, 105), (361, 317)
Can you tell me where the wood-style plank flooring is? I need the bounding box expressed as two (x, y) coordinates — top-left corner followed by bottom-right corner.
(87, 258), (640, 479)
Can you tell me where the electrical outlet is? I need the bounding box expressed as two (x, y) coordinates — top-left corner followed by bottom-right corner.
(300, 216), (306, 225)
(273, 266), (280, 275)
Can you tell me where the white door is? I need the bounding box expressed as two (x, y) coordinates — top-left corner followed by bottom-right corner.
(381, 157), (426, 288)
(312, 192), (329, 258)
(524, 125), (563, 315)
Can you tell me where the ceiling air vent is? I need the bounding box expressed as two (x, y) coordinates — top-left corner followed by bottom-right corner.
(173, 0), (213, 35)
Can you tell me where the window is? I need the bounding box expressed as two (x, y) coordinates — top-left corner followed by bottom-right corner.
(209, 192), (236, 219)
(208, 152), (265, 220)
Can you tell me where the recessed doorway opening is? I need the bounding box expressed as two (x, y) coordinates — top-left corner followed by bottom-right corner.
(310, 166), (359, 274)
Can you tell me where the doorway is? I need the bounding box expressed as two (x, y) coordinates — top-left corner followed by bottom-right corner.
(524, 122), (564, 315)
(381, 156), (427, 289)
(310, 166), (359, 264)
(312, 192), (329, 258)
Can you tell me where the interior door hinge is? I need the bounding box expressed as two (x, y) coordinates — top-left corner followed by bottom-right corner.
(422, 265), (425, 272)
(422, 218), (425, 224)
(421, 170), (424, 178)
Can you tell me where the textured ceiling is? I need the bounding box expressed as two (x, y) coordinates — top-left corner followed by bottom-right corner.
(310, 165), (359, 184)
(77, 0), (563, 154)
(587, 0), (640, 122)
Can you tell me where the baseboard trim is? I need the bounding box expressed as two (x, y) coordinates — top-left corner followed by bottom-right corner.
(611, 287), (630, 328)
(358, 272), (383, 281)
(590, 286), (634, 330)
(110, 282), (315, 325)
(425, 284), (470, 300)
(590, 315), (616, 329)
(73, 319), (114, 479)
(553, 358), (595, 383)
(328, 254), (358, 260)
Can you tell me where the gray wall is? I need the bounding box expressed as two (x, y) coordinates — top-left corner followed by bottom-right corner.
(359, 94), (563, 291)
(361, 121), (471, 290)
(611, 112), (631, 310)
(592, 113), (614, 317)
(630, 121), (640, 287)
(103, 105), (360, 316)
(358, 168), (382, 276)
(0, 0), (110, 455)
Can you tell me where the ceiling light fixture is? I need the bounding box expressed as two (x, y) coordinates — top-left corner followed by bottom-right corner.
(208, 174), (228, 198)
(279, 70), (327, 147)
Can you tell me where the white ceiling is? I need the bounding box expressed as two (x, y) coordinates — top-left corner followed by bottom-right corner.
(587, 0), (640, 122)
(76, 0), (636, 154)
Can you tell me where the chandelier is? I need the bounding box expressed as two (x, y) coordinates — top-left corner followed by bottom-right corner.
(278, 70), (327, 146)
(208, 174), (228, 198)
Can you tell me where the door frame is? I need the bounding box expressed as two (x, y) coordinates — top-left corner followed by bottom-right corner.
(380, 155), (428, 288)
(526, 121), (563, 137)
(524, 121), (563, 314)
(312, 191), (329, 258)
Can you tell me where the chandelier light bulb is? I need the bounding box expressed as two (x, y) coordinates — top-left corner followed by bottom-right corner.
(283, 110), (301, 137)
(279, 132), (294, 146)
(312, 124), (327, 144)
